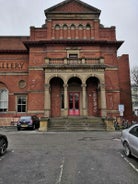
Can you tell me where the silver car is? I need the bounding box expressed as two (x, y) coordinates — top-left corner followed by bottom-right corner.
(121, 124), (138, 158)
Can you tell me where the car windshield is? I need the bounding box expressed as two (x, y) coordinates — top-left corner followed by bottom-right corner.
(20, 116), (31, 121)
(129, 126), (138, 137)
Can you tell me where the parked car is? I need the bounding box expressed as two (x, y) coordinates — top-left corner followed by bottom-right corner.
(121, 124), (138, 158)
(0, 134), (8, 156)
(17, 115), (40, 131)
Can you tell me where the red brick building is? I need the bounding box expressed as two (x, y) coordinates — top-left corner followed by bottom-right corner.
(0, 0), (132, 126)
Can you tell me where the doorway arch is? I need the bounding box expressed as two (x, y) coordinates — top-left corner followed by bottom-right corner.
(50, 77), (64, 117)
(68, 77), (82, 116)
(86, 77), (100, 116)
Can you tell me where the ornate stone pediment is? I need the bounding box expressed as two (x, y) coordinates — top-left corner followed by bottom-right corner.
(45, 0), (101, 19)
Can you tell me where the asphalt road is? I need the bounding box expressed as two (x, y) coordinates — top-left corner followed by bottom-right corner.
(0, 128), (138, 184)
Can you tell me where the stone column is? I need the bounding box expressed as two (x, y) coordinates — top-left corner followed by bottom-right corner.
(60, 27), (63, 39)
(100, 83), (107, 117)
(64, 84), (68, 116)
(44, 83), (51, 117)
(83, 27), (86, 39)
(75, 27), (79, 39)
(81, 83), (87, 116)
(52, 27), (55, 39)
(67, 28), (71, 39)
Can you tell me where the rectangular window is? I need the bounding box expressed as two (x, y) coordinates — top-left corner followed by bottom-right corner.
(17, 96), (27, 112)
(69, 54), (78, 59)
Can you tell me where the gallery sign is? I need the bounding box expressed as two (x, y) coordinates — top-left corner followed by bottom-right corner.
(0, 62), (24, 70)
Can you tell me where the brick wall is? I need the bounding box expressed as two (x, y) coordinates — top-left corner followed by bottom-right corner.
(51, 79), (61, 117)
(118, 55), (132, 120)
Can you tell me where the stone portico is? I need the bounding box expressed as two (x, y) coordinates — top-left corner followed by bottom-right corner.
(44, 57), (107, 118)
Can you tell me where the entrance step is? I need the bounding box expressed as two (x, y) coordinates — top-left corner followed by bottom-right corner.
(48, 117), (106, 131)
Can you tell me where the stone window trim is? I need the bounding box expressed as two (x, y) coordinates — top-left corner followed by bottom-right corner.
(18, 80), (27, 89)
(67, 49), (80, 59)
(16, 95), (27, 113)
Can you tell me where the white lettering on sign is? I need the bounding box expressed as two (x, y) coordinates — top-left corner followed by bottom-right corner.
(118, 104), (124, 112)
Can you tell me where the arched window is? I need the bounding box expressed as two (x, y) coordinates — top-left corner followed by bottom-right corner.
(70, 24), (76, 30)
(86, 24), (91, 38)
(55, 24), (60, 30)
(55, 24), (60, 39)
(86, 24), (91, 30)
(78, 24), (83, 30)
(70, 24), (76, 39)
(0, 89), (8, 112)
(63, 24), (68, 39)
(63, 24), (68, 30)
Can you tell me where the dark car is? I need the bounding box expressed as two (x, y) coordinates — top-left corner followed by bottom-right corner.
(0, 134), (8, 156)
(121, 124), (138, 158)
(17, 115), (40, 131)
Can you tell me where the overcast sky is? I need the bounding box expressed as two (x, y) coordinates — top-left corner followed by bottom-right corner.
(0, 0), (137, 69)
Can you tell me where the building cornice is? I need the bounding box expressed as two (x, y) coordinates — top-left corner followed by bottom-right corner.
(43, 63), (106, 70)
(0, 50), (28, 54)
(24, 39), (123, 49)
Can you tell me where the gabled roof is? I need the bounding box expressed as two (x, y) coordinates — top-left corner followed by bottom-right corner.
(45, 0), (101, 19)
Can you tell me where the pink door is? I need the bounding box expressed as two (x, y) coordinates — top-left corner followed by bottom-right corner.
(68, 92), (80, 116)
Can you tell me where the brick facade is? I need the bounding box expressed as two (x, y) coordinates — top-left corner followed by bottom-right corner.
(0, 0), (132, 125)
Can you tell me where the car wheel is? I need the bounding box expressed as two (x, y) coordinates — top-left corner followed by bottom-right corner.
(17, 127), (20, 131)
(32, 123), (36, 130)
(124, 142), (131, 157)
(0, 138), (8, 155)
(36, 122), (40, 129)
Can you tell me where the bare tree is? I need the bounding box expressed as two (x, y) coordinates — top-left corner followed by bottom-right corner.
(131, 66), (138, 86)
(131, 66), (138, 116)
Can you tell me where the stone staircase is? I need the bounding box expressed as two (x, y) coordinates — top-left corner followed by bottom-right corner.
(48, 116), (106, 132)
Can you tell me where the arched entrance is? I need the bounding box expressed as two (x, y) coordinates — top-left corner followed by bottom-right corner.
(47, 75), (102, 118)
(86, 77), (100, 116)
(50, 77), (64, 117)
(68, 77), (82, 116)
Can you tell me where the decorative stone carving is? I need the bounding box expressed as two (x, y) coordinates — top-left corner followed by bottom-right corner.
(19, 80), (26, 89)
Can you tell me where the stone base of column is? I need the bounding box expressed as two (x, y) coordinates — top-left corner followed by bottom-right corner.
(44, 109), (50, 118)
(63, 108), (68, 116)
(105, 118), (115, 131)
(39, 117), (49, 132)
(101, 109), (107, 117)
(82, 108), (87, 116)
